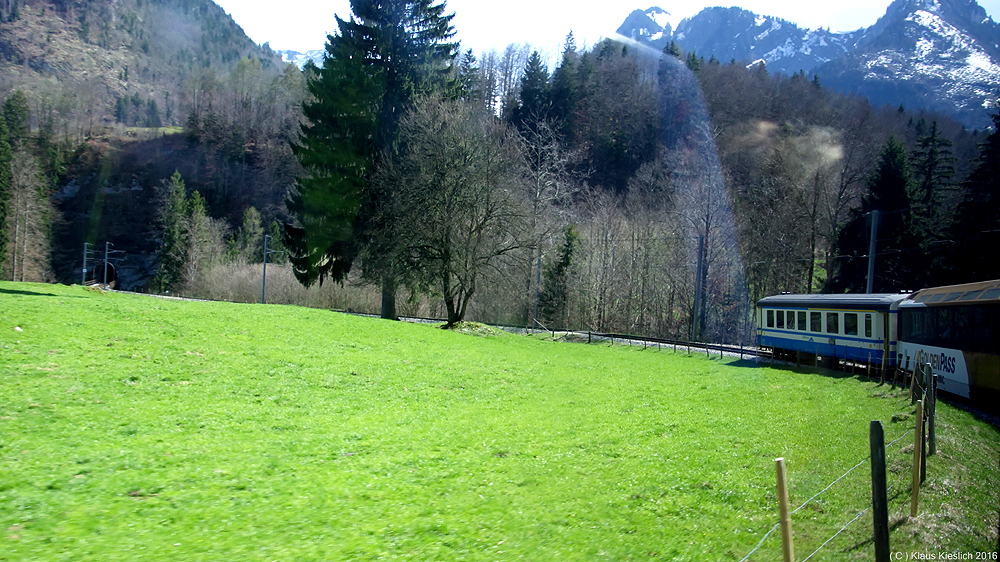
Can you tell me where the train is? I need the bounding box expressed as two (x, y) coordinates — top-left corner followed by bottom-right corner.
(755, 280), (1000, 405)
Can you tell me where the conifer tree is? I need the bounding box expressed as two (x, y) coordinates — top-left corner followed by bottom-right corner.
(950, 111), (1000, 282)
(285, 0), (458, 318)
(910, 120), (954, 232)
(153, 171), (189, 292)
(829, 136), (915, 292)
(550, 32), (579, 138)
(538, 224), (579, 329)
(908, 120), (956, 282)
(0, 117), (12, 271)
(512, 51), (550, 133)
(2, 91), (29, 148)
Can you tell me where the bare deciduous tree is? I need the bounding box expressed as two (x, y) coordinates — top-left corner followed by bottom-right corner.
(6, 150), (53, 282)
(373, 97), (530, 327)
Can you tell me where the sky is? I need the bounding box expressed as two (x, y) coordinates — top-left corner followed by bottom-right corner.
(214, 0), (1000, 61)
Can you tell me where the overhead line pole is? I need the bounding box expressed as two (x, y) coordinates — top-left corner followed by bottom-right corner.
(261, 235), (284, 304)
(866, 210), (880, 293)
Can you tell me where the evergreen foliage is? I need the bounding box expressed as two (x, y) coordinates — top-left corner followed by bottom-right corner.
(549, 33), (579, 138)
(0, 117), (12, 268)
(153, 170), (189, 291)
(538, 224), (579, 329)
(285, 0), (458, 319)
(829, 136), (916, 292)
(512, 51), (551, 133)
(950, 111), (1000, 282)
(2, 91), (29, 149)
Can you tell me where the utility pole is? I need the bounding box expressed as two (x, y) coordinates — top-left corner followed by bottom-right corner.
(866, 210), (880, 293)
(81, 242), (93, 285)
(261, 235), (283, 304)
(104, 242), (111, 285)
(533, 240), (542, 328)
(693, 234), (705, 341)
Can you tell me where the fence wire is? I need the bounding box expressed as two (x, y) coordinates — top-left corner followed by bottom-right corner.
(737, 426), (917, 561)
(801, 506), (871, 562)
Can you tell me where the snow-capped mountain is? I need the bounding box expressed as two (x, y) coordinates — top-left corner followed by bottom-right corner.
(818, 0), (1000, 128)
(617, 7), (862, 75)
(277, 49), (325, 69)
(616, 7), (675, 45)
(618, 0), (1000, 128)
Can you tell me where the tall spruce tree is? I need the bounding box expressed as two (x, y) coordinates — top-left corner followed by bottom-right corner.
(910, 121), (955, 236)
(550, 32), (579, 139)
(909, 120), (956, 284)
(285, 0), (458, 319)
(950, 111), (1000, 282)
(2, 91), (29, 149)
(829, 135), (916, 292)
(512, 51), (551, 133)
(0, 117), (11, 271)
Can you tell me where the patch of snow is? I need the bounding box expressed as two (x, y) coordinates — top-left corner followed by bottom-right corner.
(966, 51), (995, 71)
(763, 38), (798, 61)
(915, 37), (935, 59)
(755, 14), (766, 27)
(647, 7), (673, 31)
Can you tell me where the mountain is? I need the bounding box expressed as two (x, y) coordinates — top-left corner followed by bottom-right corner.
(616, 7), (674, 46)
(818, 0), (1000, 128)
(617, 1), (1000, 128)
(277, 48), (325, 69)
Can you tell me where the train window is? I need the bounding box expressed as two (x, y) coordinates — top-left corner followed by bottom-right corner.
(810, 311), (822, 332)
(777, 310), (785, 329)
(827, 312), (839, 334)
(954, 306), (973, 345)
(788, 311), (796, 330)
(844, 313), (858, 336)
(865, 314), (872, 338)
(973, 305), (999, 352)
(798, 311), (807, 331)
(767, 310), (774, 328)
(937, 308), (954, 345)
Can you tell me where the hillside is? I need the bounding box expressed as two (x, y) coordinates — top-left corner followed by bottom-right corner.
(0, 0), (303, 290)
(2, 281), (998, 559)
(0, 0), (285, 132)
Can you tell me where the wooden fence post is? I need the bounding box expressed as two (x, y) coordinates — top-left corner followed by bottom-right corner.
(920, 377), (929, 484)
(910, 400), (924, 518)
(871, 421), (890, 562)
(775, 458), (795, 562)
(929, 374), (937, 456)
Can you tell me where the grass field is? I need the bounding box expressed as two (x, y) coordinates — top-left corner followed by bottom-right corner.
(1, 281), (997, 561)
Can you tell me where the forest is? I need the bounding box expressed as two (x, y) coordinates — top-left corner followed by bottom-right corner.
(1, 0), (998, 344)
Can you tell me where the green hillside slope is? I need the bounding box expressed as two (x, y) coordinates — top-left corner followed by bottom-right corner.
(1, 281), (997, 560)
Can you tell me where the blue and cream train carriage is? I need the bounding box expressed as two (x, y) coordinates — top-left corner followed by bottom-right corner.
(756, 281), (1000, 406)
(755, 293), (909, 370)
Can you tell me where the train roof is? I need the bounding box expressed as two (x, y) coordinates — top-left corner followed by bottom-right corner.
(757, 293), (910, 310)
(904, 279), (1000, 306)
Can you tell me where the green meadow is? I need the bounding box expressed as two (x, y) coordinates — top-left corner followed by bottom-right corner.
(1, 281), (997, 561)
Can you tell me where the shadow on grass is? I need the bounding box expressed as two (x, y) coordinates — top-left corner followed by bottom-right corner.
(0, 287), (61, 298)
(761, 360), (898, 386)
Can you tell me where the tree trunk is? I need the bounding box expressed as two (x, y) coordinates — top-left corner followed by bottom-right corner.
(380, 275), (398, 320)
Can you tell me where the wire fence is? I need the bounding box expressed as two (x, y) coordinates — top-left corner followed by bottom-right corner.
(738, 426), (914, 562)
